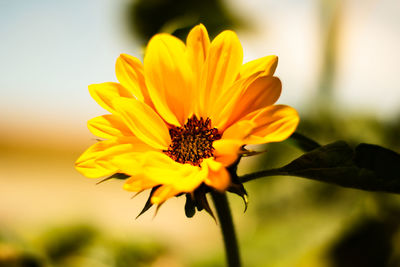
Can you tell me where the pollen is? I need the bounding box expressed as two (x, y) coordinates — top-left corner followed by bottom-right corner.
(164, 116), (221, 166)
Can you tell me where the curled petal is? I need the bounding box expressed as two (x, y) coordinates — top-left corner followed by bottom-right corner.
(227, 76), (282, 126)
(239, 55), (278, 79)
(211, 72), (260, 129)
(244, 105), (300, 144)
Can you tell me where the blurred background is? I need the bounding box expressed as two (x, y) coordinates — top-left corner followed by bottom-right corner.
(1, 0), (400, 266)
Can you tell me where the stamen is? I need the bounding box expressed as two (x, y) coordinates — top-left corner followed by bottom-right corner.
(164, 116), (221, 166)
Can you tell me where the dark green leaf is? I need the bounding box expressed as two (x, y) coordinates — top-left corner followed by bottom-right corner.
(96, 173), (130, 185)
(199, 193), (216, 221)
(227, 160), (249, 212)
(111, 173), (131, 179)
(228, 183), (248, 212)
(136, 186), (159, 219)
(240, 141), (400, 194)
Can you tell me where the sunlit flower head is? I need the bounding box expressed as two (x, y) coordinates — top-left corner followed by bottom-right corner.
(75, 24), (299, 211)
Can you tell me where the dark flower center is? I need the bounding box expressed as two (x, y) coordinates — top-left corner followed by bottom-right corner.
(164, 116), (221, 166)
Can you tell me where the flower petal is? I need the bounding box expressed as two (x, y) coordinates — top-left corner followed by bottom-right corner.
(112, 97), (171, 150)
(111, 151), (206, 202)
(75, 139), (122, 178)
(115, 54), (153, 105)
(244, 105), (300, 144)
(144, 34), (194, 126)
(186, 24), (210, 110)
(210, 72), (260, 129)
(123, 174), (160, 192)
(186, 24), (210, 78)
(226, 76), (282, 127)
(151, 185), (180, 205)
(202, 158), (231, 191)
(91, 136), (155, 176)
(87, 114), (132, 139)
(151, 164), (208, 204)
(239, 55), (278, 79)
(213, 139), (243, 166)
(199, 30), (243, 117)
(222, 120), (255, 140)
(88, 82), (133, 113)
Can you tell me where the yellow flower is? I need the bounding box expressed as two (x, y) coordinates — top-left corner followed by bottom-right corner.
(75, 24), (299, 206)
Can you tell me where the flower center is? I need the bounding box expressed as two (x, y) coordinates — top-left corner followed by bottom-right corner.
(164, 116), (221, 166)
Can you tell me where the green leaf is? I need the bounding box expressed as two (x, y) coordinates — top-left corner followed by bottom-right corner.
(240, 141), (400, 194)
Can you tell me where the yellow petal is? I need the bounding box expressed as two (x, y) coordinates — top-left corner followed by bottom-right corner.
(87, 114), (132, 139)
(115, 54), (153, 105)
(151, 185), (180, 204)
(123, 174), (160, 192)
(95, 138), (155, 173)
(88, 82), (133, 113)
(75, 139), (121, 178)
(186, 24), (210, 110)
(244, 105), (300, 144)
(202, 158), (231, 191)
(210, 72), (260, 130)
(227, 76), (282, 126)
(96, 136), (152, 161)
(213, 139), (243, 166)
(112, 97), (171, 150)
(144, 34), (194, 126)
(222, 120), (255, 140)
(111, 151), (175, 179)
(239, 55), (278, 79)
(200, 30), (243, 117)
(151, 165), (207, 204)
(112, 151), (205, 201)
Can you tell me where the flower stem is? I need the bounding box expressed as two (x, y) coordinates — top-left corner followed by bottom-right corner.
(211, 191), (241, 267)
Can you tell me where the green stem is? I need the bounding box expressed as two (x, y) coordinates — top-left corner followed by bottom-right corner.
(211, 191), (241, 267)
(239, 168), (288, 183)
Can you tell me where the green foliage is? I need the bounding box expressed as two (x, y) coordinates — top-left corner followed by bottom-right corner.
(39, 224), (97, 262)
(0, 223), (169, 267)
(241, 141), (400, 194)
(125, 0), (241, 43)
(108, 239), (166, 267)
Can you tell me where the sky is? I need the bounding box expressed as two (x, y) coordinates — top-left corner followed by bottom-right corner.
(1, 0), (399, 147)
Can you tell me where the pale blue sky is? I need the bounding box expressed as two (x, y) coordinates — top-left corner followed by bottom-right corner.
(0, 0), (139, 129)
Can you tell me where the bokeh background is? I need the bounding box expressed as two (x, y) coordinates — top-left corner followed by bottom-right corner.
(1, 0), (400, 266)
